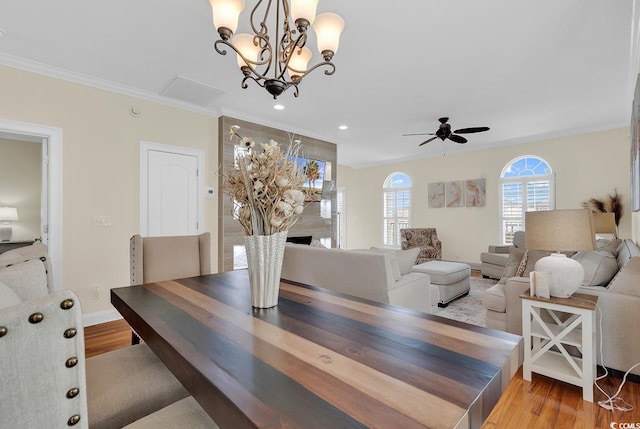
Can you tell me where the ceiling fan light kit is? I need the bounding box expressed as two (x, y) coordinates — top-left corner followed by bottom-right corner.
(403, 117), (490, 147)
(208, 0), (345, 99)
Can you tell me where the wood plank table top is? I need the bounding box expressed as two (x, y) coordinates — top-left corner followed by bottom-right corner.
(111, 270), (522, 429)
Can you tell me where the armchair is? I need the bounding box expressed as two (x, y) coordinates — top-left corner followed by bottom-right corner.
(0, 290), (217, 428)
(400, 228), (442, 264)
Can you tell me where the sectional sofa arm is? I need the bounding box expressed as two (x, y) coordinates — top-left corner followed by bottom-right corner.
(488, 245), (511, 254)
(504, 276), (533, 335)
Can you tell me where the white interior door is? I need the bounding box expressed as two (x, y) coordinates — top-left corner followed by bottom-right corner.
(140, 142), (204, 237)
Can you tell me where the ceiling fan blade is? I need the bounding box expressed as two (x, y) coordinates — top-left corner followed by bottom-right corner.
(438, 117), (449, 124)
(402, 132), (435, 136)
(418, 136), (438, 146)
(453, 126), (490, 134)
(449, 134), (468, 144)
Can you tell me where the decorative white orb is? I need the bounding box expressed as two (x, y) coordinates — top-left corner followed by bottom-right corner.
(534, 253), (584, 298)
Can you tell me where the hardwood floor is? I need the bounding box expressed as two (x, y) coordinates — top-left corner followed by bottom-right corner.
(86, 273), (640, 428)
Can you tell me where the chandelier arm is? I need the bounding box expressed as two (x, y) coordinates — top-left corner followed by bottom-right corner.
(250, 0), (270, 37)
(273, 31), (308, 82)
(214, 39), (271, 69)
(299, 61), (336, 78)
(241, 75), (267, 90)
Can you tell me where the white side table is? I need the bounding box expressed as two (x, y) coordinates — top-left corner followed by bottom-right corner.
(521, 291), (598, 402)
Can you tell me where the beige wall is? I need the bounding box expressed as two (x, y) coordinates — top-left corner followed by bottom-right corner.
(0, 65), (218, 315)
(338, 128), (631, 265)
(0, 138), (42, 241)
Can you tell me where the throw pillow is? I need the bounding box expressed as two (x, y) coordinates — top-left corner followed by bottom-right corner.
(515, 250), (529, 277)
(572, 250), (619, 286)
(596, 238), (621, 257)
(369, 247), (420, 275)
(0, 259), (48, 302)
(396, 248), (420, 275)
(0, 279), (21, 309)
(498, 247), (525, 284)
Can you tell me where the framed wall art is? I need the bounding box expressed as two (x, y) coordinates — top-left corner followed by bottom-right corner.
(446, 181), (464, 207)
(428, 182), (445, 208)
(465, 178), (486, 207)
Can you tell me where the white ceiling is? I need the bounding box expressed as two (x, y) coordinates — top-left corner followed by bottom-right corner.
(0, 0), (637, 167)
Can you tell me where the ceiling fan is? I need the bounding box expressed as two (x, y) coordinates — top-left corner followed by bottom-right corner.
(403, 117), (490, 146)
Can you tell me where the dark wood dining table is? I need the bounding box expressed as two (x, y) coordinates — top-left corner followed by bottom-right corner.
(111, 270), (522, 429)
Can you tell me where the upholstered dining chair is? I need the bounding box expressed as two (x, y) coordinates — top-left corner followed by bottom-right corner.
(130, 232), (212, 286)
(0, 290), (217, 428)
(129, 232), (212, 344)
(400, 228), (442, 264)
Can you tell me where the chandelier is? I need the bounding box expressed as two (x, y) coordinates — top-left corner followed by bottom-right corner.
(208, 0), (345, 99)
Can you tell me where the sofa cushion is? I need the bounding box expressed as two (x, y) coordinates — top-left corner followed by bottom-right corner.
(498, 247), (525, 284)
(572, 250), (618, 286)
(616, 239), (640, 269)
(370, 247), (420, 275)
(0, 259), (48, 302)
(483, 283), (506, 313)
(480, 252), (509, 266)
(0, 280), (21, 309)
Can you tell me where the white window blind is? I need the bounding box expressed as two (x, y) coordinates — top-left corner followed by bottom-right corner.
(499, 157), (554, 244)
(383, 173), (412, 247)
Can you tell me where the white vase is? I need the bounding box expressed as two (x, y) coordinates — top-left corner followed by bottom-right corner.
(244, 231), (288, 308)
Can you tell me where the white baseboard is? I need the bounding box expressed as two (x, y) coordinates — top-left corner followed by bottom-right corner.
(83, 309), (122, 327)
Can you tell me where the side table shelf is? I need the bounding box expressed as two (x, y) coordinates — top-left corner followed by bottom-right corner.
(521, 291), (598, 402)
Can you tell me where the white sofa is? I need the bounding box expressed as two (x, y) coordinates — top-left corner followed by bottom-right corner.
(281, 244), (437, 314)
(483, 238), (640, 376)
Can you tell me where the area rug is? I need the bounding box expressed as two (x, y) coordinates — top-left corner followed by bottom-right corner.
(432, 277), (496, 327)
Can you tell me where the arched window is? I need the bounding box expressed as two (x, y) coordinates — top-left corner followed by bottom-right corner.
(499, 156), (555, 244)
(383, 172), (412, 246)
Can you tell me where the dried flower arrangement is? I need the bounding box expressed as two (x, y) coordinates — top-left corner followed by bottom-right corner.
(581, 189), (624, 226)
(225, 127), (306, 236)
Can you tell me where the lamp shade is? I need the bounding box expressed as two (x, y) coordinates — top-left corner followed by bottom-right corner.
(592, 212), (617, 234)
(287, 46), (312, 80)
(525, 209), (595, 252)
(290, 0), (319, 26)
(0, 207), (18, 222)
(233, 33), (260, 69)
(525, 209), (595, 298)
(313, 13), (344, 56)
(209, 0), (245, 35)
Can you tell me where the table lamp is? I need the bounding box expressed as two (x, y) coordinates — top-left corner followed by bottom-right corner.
(525, 209), (595, 298)
(592, 212), (617, 238)
(0, 207), (19, 242)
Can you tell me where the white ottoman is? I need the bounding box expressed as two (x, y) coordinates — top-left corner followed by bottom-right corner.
(411, 261), (471, 307)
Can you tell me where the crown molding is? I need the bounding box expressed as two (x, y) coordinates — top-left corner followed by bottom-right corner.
(0, 53), (221, 117)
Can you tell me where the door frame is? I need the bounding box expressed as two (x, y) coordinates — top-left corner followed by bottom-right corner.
(0, 118), (62, 291)
(139, 141), (205, 236)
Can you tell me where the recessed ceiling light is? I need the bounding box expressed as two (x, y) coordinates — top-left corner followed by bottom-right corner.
(274, 104), (285, 110)
(338, 125), (348, 130)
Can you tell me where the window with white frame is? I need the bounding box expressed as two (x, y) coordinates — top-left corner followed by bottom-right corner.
(499, 156), (554, 244)
(383, 172), (412, 247)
